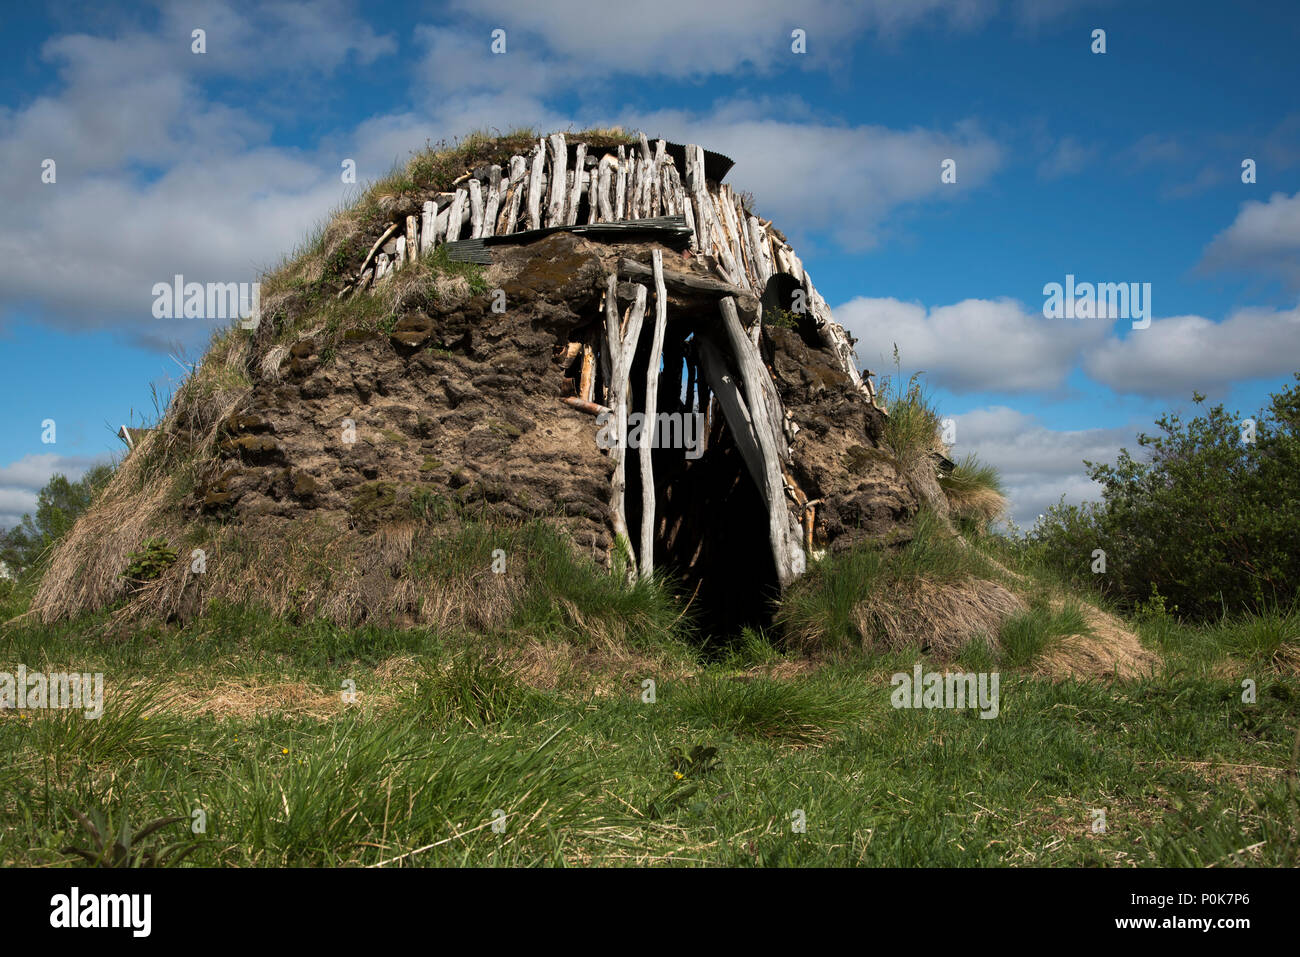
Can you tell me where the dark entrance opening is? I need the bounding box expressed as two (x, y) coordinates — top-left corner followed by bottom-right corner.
(569, 277), (782, 644)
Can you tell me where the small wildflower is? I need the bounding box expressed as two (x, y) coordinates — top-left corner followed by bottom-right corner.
(673, 771), (684, 780)
(282, 748), (289, 754)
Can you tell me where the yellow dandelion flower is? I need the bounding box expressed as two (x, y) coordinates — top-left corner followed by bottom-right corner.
(282, 748), (289, 754)
(674, 771), (684, 780)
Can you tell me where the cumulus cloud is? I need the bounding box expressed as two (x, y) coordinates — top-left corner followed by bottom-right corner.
(0, 3), (1010, 348)
(833, 293), (1300, 400)
(833, 295), (1108, 392)
(1084, 304), (1300, 397)
(0, 2), (399, 351)
(1198, 191), (1300, 289)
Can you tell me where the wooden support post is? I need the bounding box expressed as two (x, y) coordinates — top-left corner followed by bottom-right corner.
(445, 188), (467, 242)
(604, 273), (647, 577)
(482, 165), (502, 238)
(420, 202), (435, 255)
(639, 249), (669, 577)
(615, 146), (627, 221)
(527, 141), (545, 230)
(546, 133), (567, 227)
(719, 296), (805, 587)
(468, 179), (484, 238)
(597, 154), (615, 223)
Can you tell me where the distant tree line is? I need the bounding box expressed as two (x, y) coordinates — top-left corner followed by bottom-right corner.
(0, 464), (114, 580)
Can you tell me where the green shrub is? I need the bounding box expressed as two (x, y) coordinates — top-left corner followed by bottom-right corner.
(122, 538), (179, 582)
(1024, 376), (1300, 620)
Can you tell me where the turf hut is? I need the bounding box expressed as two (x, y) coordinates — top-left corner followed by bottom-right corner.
(32, 130), (928, 635)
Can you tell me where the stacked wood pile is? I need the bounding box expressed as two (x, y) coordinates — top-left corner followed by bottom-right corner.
(344, 132), (873, 405)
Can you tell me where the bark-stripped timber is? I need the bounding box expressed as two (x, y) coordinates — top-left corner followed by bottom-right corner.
(406, 214), (420, 263)
(395, 235), (407, 269)
(355, 221), (402, 284)
(747, 215), (773, 286)
(559, 340), (583, 367)
(482, 165), (502, 238)
(667, 163), (696, 251)
(563, 142), (586, 227)
(433, 206), (450, 245)
(638, 249), (669, 577)
(445, 188), (467, 242)
(420, 202), (435, 255)
(717, 187), (747, 287)
(546, 134), (567, 227)
(615, 146), (627, 221)
(604, 274), (647, 576)
(598, 287), (613, 404)
(728, 190), (755, 286)
(715, 296), (805, 586)
(627, 152), (639, 220)
(468, 179), (484, 239)
(374, 252), (391, 281)
(502, 156), (526, 234)
(578, 333), (597, 402)
(686, 147), (743, 286)
(684, 145), (709, 250)
(652, 140), (666, 216)
(562, 396), (610, 416)
(617, 257), (759, 322)
(695, 336), (766, 494)
(527, 142), (545, 230)
(597, 154), (615, 222)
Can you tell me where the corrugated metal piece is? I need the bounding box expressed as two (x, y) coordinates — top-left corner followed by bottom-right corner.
(441, 238), (493, 264)
(444, 215), (693, 263)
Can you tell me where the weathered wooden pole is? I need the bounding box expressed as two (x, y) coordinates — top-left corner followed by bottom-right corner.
(638, 250), (669, 577)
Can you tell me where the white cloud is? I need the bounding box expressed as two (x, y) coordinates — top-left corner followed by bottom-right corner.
(834, 295), (1107, 392)
(1198, 191), (1300, 288)
(1083, 304), (1300, 397)
(440, 0), (1001, 80)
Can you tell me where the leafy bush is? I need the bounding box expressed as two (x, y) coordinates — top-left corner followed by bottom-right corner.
(122, 538), (179, 582)
(1025, 376), (1300, 619)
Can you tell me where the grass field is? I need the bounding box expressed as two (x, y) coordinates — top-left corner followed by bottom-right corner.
(2, 538), (1297, 868)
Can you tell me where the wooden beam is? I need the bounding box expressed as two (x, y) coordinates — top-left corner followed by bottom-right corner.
(639, 249), (669, 577)
(527, 141), (545, 230)
(445, 188), (467, 242)
(482, 165), (502, 238)
(420, 201), (435, 255)
(604, 273), (647, 577)
(546, 133), (567, 227)
(468, 179), (484, 238)
(718, 296), (805, 587)
(619, 257), (748, 296)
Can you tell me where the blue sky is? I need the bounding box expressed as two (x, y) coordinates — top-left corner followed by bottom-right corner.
(2, 0), (1298, 528)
